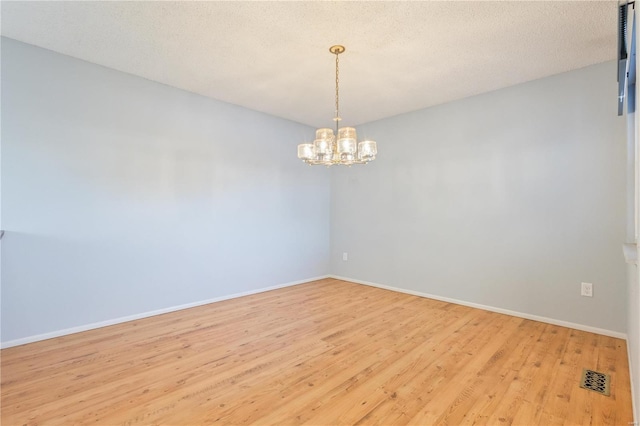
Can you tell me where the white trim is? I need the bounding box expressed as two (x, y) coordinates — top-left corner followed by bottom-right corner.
(0, 275), (330, 349)
(629, 341), (639, 424)
(2, 274), (627, 347)
(330, 275), (628, 340)
(624, 243), (639, 265)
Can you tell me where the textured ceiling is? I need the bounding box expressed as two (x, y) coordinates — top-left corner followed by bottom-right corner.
(1, 1), (618, 128)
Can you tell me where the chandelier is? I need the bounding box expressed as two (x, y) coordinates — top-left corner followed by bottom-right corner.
(297, 45), (377, 166)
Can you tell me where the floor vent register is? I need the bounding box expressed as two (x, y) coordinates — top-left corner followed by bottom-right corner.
(579, 369), (611, 396)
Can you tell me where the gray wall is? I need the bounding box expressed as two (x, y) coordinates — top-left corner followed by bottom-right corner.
(1, 38), (629, 346)
(630, 36), (640, 418)
(1, 38), (330, 343)
(628, 264), (639, 419)
(331, 61), (627, 333)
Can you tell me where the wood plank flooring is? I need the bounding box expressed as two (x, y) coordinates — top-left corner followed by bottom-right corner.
(1, 278), (633, 425)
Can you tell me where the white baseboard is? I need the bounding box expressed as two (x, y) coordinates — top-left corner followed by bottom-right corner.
(629, 343), (639, 424)
(330, 275), (628, 340)
(2, 274), (627, 348)
(1, 275), (330, 349)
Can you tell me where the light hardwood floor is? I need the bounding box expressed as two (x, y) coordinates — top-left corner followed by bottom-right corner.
(1, 278), (633, 425)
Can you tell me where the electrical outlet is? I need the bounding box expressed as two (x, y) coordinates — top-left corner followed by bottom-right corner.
(343, 252), (348, 261)
(581, 282), (593, 297)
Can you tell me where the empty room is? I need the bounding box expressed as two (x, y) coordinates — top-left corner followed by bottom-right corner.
(2, 1), (639, 425)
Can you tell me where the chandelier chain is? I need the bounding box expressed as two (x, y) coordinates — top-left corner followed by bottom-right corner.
(335, 51), (340, 122)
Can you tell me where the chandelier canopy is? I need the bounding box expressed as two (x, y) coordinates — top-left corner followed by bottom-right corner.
(297, 45), (377, 166)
